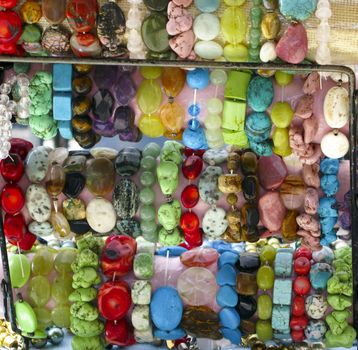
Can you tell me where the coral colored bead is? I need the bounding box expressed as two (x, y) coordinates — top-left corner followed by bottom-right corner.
(1, 183), (25, 214)
(4, 213), (26, 243)
(180, 211), (200, 233)
(181, 184), (199, 209)
(293, 276), (311, 296)
(290, 315), (309, 331)
(292, 295), (305, 317)
(182, 155), (203, 180)
(294, 246), (312, 260)
(0, 10), (22, 45)
(0, 154), (24, 183)
(0, 0), (17, 9)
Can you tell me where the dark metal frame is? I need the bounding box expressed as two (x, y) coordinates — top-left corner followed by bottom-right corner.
(0, 60), (356, 336)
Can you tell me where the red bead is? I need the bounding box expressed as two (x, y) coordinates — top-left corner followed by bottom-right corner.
(70, 33), (101, 57)
(292, 295), (306, 317)
(10, 138), (33, 160)
(180, 211), (200, 234)
(290, 315), (308, 331)
(1, 183), (25, 214)
(0, 42), (16, 54)
(0, 154), (24, 183)
(4, 213), (26, 243)
(105, 318), (135, 346)
(294, 246), (312, 260)
(184, 147), (205, 158)
(9, 232), (36, 250)
(0, 0), (17, 9)
(184, 228), (203, 248)
(101, 235), (137, 278)
(291, 329), (305, 342)
(182, 155), (203, 180)
(181, 184), (199, 209)
(98, 280), (132, 321)
(0, 10), (22, 46)
(294, 256), (311, 276)
(293, 276), (311, 296)
(66, 0), (97, 33)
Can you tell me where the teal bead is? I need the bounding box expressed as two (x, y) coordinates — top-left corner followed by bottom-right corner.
(141, 221), (158, 243)
(140, 205), (156, 221)
(279, 0), (317, 21)
(195, 0), (220, 13)
(143, 142), (161, 158)
(140, 156), (157, 171)
(139, 188), (155, 205)
(140, 171), (156, 187)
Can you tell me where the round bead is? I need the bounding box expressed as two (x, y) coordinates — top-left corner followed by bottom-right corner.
(181, 184), (200, 209)
(207, 98), (223, 114)
(204, 114), (222, 130)
(193, 14), (220, 41)
(186, 68), (210, 90)
(210, 69), (228, 86)
(188, 104), (201, 117)
(188, 118), (200, 131)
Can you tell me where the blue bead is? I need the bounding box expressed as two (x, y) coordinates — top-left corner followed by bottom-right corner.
(216, 286), (239, 308)
(183, 124), (208, 150)
(195, 0), (220, 12)
(309, 263), (333, 290)
(320, 158), (339, 175)
(219, 252), (240, 268)
(279, 0), (318, 21)
(188, 104), (201, 117)
(217, 242), (234, 254)
(53, 92), (72, 121)
(320, 216), (338, 234)
(216, 264), (236, 286)
(321, 175), (339, 196)
(154, 327), (186, 340)
(219, 307), (241, 329)
(221, 327), (242, 345)
(156, 246), (187, 257)
(53, 64), (72, 92)
(245, 112), (272, 142)
(188, 118), (200, 130)
(321, 232), (337, 246)
(58, 121), (73, 140)
(186, 68), (210, 90)
(318, 197), (338, 218)
(247, 76), (274, 112)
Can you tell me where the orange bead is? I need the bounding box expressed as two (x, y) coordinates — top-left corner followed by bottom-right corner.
(20, 1), (42, 24)
(161, 67), (186, 98)
(160, 101), (185, 136)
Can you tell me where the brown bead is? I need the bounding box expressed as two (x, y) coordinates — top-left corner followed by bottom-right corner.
(73, 130), (97, 149)
(45, 164), (65, 198)
(227, 210), (241, 226)
(280, 175), (305, 210)
(72, 76), (93, 95)
(242, 203), (260, 227)
(242, 175), (259, 202)
(218, 174), (242, 193)
(237, 272), (258, 296)
(74, 64), (93, 75)
(222, 228), (242, 243)
(241, 151), (258, 175)
(226, 193), (238, 206)
(227, 152), (240, 172)
(240, 319), (256, 335)
(242, 225), (260, 243)
(252, 341), (267, 350)
(261, 12), (281, 40)
(71, 115), (93, 134)
(72, 96), (91, 116)
(42, 0), (66, 24)
(282, 210), (298, 242)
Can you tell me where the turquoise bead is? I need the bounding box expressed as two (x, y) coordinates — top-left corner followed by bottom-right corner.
(195, 0), (220, 13)
(279, 0), (317, 21)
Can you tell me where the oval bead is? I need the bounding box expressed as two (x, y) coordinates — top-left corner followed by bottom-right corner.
(138, 114), (165, 138)
(194, 40), (223, 60)
(26, 184), (52, 223)
(223, 43), (248, 62)
(160, 102), (185, 135)
(162, 68), (186, 98)
(51, 211), (71, 239)
(257, 294), (273, 320)
(221, 7), (247, 44)
(1, 183), (25, 215)
(257, 265), (274, 290)
(261, 12), (281, 40)
(45, 164), (65, 198)
(0, 0), (17, 9)
(0, 153), (24, 183)
(86, 158), (115, 197)
(321, 131), (349, 159)
(15, 301), (37, 333)
(180, 211), (200, 233)
(141, 13), (169, 53)
(181, 184), (200, 209)
(42, 0), (66, 24)
(137, 79), (163, 115)
(66, 0), (96, 33)
(182, 155), (203, 180)
(70, 33), (101, 57)
(4, 213), (26, 242)
(0, 10), (22, 45)
(323, 86), (349, 129)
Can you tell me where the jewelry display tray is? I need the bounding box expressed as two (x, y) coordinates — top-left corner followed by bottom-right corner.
(0, 61), (356, 350)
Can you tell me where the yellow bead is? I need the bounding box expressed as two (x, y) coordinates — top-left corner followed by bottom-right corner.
(138, 114), (165, 138)
(224, 0), (246, 5)
(136, 79), (163, 115)
(221, 7), (247, 44)
(20, 1), (42, 24)
(272, 127), (292, 157)
(261, 12), (281, 40)
(161, 68), (186, 98)
(160, 101), (185, 134)
(140, 66), (162, 80)
(274, 71), (293, 86)
(223, 43), (249, 62)
(50, 212), (71, 238)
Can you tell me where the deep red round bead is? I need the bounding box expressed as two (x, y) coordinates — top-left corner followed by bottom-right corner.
(182, 155), (203, 180)
(0, 10), (22, 46)
(9, 232), (36, 250)
(184, 228), (203, 248)
(1, 183), (25, 214)
(292, 295), (306, 317)
(290, 315), (309, 331)
(293, 276), (311, 296)
(180, 211), (200, 234)
(10, 138), (33, 160)
(4, 213), (26, 243)
(105, 318), (135, 346)
(181, 184), (199, 209)
(294, 246), (312, 260)
(0, 0), (17, 9)
(66, 0), (97, 33)
(0, 154), (24, 183)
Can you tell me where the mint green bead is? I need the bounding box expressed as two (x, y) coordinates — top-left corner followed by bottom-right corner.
(253, 0), (262, 5)
(142, 142), (161, 158)
(141, 221), (158, 243)
(210, 69), (228, 86)
(140, 205), (156, 221)
(140, 171), (155, 187)
(249, 47), (260, 57)
(140, 156), (156, 171)
(250, 28), (261, 42)
(207, 98), (223, 114)
(251, 6), (263, 18)
(139, 188), (155, 205)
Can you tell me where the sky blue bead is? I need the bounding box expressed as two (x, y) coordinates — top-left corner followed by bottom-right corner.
(320, 216), (338, 234)
(188, 104), (200, 117)
(318, 197), (338, 218)
(156, 246), (187, 257)
(217, 242), (234, 254)
(53, 92), (72, 121)
(183, 125), (208, 150)
(219, 307), (241, 329)
(321, 232), (337, 246)
(320, 158), (339, 175)
(154, 327), (186, 340)
(321, 175), (339, 196)
(216, 264), (237, 286)
(279, 0), (317, 21)
(216, 286), (239, 308)
(58, 121), (73, 140)
(309, 262), (332, 289)
(53, 64), (72, 92)
(186, 68), (210, 90)
(219, 251), (240, 268)
(195, 0), (220, 12)
(221, 328), (242, 345)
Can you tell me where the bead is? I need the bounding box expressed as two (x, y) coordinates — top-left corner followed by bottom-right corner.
(188, 104), (201, 117)
(141, 13), (169, 53)
(66, 0), (96, 33)
(186, 68), (210, 90)
(20, 1), (42, 24)
(221, 7), (247, 44)
(261, 12), (281, 40)
(193, 13), (220, 41)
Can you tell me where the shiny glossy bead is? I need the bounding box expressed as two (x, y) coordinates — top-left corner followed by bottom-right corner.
(160, 102), (185, 136)
(74, 64), (92, 75)
(45, 164), (65, 198)
(50, 211), (71, 239)
(181, 184), (199, 209)
(0, 10), (22, 46)
(261, 12), (281, 40)
(1, 183), (25, 214)
(162, 67), (186, 98)
(221, 7), (247, 44)
(66, 0), (96, 33)
(42, 0), (66, 25)
(138, 114), (165, 138)
(0, 153), (24, 182)
(241, 152), (257, 175)
(72, 96), (91, 116)
(137, 79), (162, 115)
(71, 115), (92, 134)
(70, 32), (101, 57)
(20, 1), (42, 24)
(86, 158), (115, 197)
(4, 213), (26, 242)
(0, 0), (17, 9)
(72, 76), (92, 95)
(141, 13), (169, 53)
(227, 193), (238, 206)
(180, 211), (200, 233)
(242, 175), (259, 202)
(188, 104), (200, 117)
(182, 155), (203, 180)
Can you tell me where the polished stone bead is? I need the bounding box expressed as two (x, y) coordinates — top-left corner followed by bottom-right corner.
(180, 211), (200, 234)
(62, 198), (86, 221)
(92, 89), (114, 122)
(74, 64), (92, 75)
(181, 184), (199, 209)
(119, 127), (142, 143)
(45, 164), (65, 198)
(242, 175), (259, 202)
(69, 219), (91, 235)
(240, 319), (256, 335)
(182, 155), (203, 180)
(20, 1), (42, 24)
(42, 0), (66, 24)
(141, 13), (170, 53)
(113, 73), (136, 106)
(279, 0), (317, 21)
(71, 115), (92, 134)
(41, 26), (70, 55)
(1, 184), (25, 215)
(72, 76), (92, 96)
(236, 296), (257, 319)
(282, 210), (298, 241)
(94, 66), (118, 90)
(115, 148), (141, 177)
(241, 204), (260, 228)
(113, 179), (139, 219)
(86, 158), (115, 196)
(113, 106), (135, 132)
(66, 0), (97, 33)
(236, 253), (260, 273)
(70, 33), (101, 57)
(73, 130), (98, 149)
(144, 0), (170, 11)
(1, 153), (24, 183)
(236, 272), (258, 296)
(72, 96), (91, 116)
(51, 211), (71, 238)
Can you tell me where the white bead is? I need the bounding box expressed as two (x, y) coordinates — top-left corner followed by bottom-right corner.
(0, 149), (9, 160)
(316, 6), (332, 19)
(0, 83), (11, 95)
(0, 94), (9, 105)
(260, 41), (277, 63)
(128, 0), (143, 4)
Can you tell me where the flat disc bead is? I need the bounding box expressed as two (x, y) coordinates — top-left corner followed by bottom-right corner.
(194, 0), (220, 13)
(193, 14), (220, 41)
(207, 98), (223, 114)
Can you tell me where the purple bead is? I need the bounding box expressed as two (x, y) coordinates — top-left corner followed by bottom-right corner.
(93, 119), (119, 137)
(113, 73), (136, 106)
(119, 127), (142, 142)
(339, 210), (351, 230)
(113, 106), (135, 131)
(118, 66), (136, 74)
(92, 89), (115, 122)
(94, 66), (118, 89)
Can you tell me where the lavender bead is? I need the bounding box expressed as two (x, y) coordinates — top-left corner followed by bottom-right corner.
(114, 73), (136, 106)
(94, 66), (118, 89)
(113, 106), (135, 131)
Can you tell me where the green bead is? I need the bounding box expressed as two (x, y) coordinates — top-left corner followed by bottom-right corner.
(141, 221), (158, 243)
(250, 28), (261, 42)
(142, 142), (161, 158)
(256, 320), (273, 341)
(257, 294), (273, 320)
(139, 188), (155, 205)
(210, 69), (228, 86)
(224, 71), (251, 101)
(251, 6), (263, 20)
(158, 227), (183, 246)
(157, 161), (179, 195)
(253, 0), (262, 5)
(14, 62), (30, 74)
(140, 205), (156, 221)
(274, 71), (294, 87)
(15, 300), (37, 333)
(140, 171), (155, 187)
(260, 245), (277, 265)
(134, 253), (154, 279)
(158, 200), (181, 231)
(249, 47), (260, 58)
(136, 79), (163, 115)
(257, 265), (274, 290)
(207, 98), (223, 114)
(270, 102), (294, 128)
(139, 66), (162, 80)
(140, 156), (157, 171)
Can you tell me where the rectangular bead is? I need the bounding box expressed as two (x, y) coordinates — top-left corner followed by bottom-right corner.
(222, 129), (249, 148)
(53, 92), (72, 121)
(58, 121), (73, 140)
(53, 64), (72, 92)
(272, 305), (291, 332)
(132, 280), (152, 305)
(274, 249), (294, 277)
(222, 100), (246, 131)
(273, 279), (292, 305)
(224, 71), (251, 101)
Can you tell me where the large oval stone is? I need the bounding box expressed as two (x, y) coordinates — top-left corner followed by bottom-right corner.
(247, 76), (274, 112)
(112, 179), (139, 219)
(26, 184), (51, 223)
(141, 13), (169, 53)
(25, 146), (49, 183)
(258, 154), (288, 190)
(323, 86), (349, 129)
(92, 89), (115, 122)
(86, 158), (115, 197)
(258, 192), (286, 232)
(86, 198), (116, 234)
(199, 166), (223, 205)
(63, 172), (85, 198)
(115, 148), (141, 177)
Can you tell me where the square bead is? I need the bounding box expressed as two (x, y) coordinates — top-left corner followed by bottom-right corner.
(273, 279), (292, 305)
(272, 305), (290, 332)
(274, 249), (294, 277)
(136, 236), (156, 255)
(224, 71), (251, 101)
(53, 92), (72, 121)
(58, 121), (73, 139)
(222, 129), (249, 148)
(132, 280), (152, 305)
(53, 64), (72, 92)
(222, 100), (246, 131)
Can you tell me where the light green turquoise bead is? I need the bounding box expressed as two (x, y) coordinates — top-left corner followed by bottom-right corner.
(207, 98), (223, 114)
(140, 205), (156, 221)
(140, 171), (155, 187)
(141, 221), (158, 243)
(140, 156), (157, 171)
(139, 188), (155, 205)
(158, 200), (181, 231)
(210, 69), (228, 86)
(142, 142), (161, 158)
(158, 227), (183, 246)
(157, 161), (179, 196)
(134, 253), (154, 280)
(160, 141), (183, 165)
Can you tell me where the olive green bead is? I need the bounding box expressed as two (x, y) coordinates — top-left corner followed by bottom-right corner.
(140, 205), (156, 221)
(140, 171), (156, 187)
(139, 188), (155, 205)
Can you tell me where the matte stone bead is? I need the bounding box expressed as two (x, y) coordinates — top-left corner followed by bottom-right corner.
(236, 296), (257, 319)
(63, 172), (85, 198)
(216, 286), (238, 308)
(216, 264), (237, 286)
(236, 253), (260, 273)
(92, 89), (115, 122)
(53, 92), (72, 121)
(320, 158), (339, 175)
(219, 308), (241, 330)
(218, 251), (239, 268)
(116, 218), (141, 238)
(69, 219), (91, 235)
(247, 76), (274, 112)
(53, 64), (72, 92)
(115, 148), (141, 177)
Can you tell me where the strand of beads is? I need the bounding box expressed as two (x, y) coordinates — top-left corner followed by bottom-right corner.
(204, 69), (227, 150)
(168, 1), (195, 59)
(315, 0), (332, 66)
(180, 148), (204, 249)
(248, 0), (263, 62)
(259, 0), (280, 62)
(137, 67), (165, 138)
(138, 143), (161, 243)
(193, 0), (222, 60)
(126, 0), (147, 59)
(220, 0), (247, 62)
(183, 68), (209, 150)
(160, 67), (186, 139)
(290, 247), (312, 342)
(157, 141), (184, 247)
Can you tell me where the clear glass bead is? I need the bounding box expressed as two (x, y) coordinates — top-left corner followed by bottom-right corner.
(0, 94), (9, 105)
(7, 100), (17, 114)
(188, 104), (200, 117)
(0, 83), (11, 95)
(207, 98), (223, 114)
(7, 75), (17, 86)
(2, 140), (10, 151)
(17, 74), (30, 87)
(19, 96), (31, 109)
(0, 104), (7, 115)
(19, 86), (30, 97)
(17, 106), (29, 119)
(4, 111), (12, 120)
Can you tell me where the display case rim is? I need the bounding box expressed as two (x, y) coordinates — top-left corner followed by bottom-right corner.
(0, 61), (357, 345)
